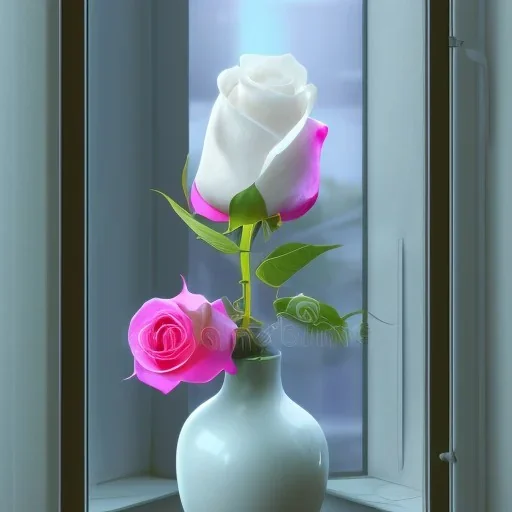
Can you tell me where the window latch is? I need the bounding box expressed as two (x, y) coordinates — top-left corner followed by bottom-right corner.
(449, 36), (464, 48)
(439, 451), (457, 464)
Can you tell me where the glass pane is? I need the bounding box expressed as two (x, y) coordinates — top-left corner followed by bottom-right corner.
(84, 0), (438, 510)
(188, 0), (364, 475)
(87, 0), (156, 488)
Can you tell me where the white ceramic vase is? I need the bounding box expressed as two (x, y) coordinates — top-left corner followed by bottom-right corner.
(176, 352), (329, 512)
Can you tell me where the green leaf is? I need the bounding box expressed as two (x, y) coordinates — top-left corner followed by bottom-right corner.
(152, 190), (240, 254)
(221, 296), (241, 317)
(181, 156), (191, 211)
(256, 242), (342, 287)
(314, 302), (346, 329)
(273, 294), (350, 345)
(273, 296), (292, 314)
(261, 214), (282, 241)
(274, 295), (344, 328)
(226, 184), (268, 233)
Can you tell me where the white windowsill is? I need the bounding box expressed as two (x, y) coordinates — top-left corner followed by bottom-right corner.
(89, 475), (422, 512)
(327, 477), (422, 512)
(89, 476), (179, 512)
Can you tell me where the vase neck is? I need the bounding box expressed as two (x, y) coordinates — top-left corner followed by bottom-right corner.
(220, 354), (283, 401)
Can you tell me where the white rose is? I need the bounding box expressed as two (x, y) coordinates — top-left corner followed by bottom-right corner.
(190, 54), (328, 222)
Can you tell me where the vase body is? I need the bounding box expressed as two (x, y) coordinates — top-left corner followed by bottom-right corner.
(176, 353), (329, 512)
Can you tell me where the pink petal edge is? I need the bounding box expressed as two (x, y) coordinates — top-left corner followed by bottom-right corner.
(174, 275), (210, 311)
(211, 297), (228, 316)
(190, 182), (229, 222)
(316, 123), (329, 144)
(279, 192), (319, 221)
(134, 361), (182, 394)
(192, 179), (320, 222)
(277, 122), (327, 221)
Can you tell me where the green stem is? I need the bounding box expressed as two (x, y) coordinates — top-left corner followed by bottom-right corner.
(240, 224), (255, 329)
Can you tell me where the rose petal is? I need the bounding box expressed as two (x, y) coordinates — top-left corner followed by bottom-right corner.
(211, 298), (228, 316)
(179, 302), (213, 344)
(134, 361), (182, 394)
(152, 314), (187, 352)
(205, 305), (237, 352)
(190, 182), (229, 222)
(234, 74), (308, 137)
(145, 319), (194, 365)
(240, 54), (308, 91)
(255, 85), (328, 219)
(192, 68), (278, 217)
(279, 191), (320, 222)
(248, 66), (295, 95)
(135, 318), (196, 373)
(174, 275), (209, 311)
(128, 298), (195, 373)
(173, 341), (236, 383)
(129, 299), (184, 341)
(171, 306), (237, 383)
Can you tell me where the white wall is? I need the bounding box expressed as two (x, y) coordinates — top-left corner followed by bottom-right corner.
(486, 0), (512, 510)
(0, 1), (59, 511)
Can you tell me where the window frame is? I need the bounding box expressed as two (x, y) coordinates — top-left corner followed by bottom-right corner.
(427, 0), (451, 510)
(60, 0), (451, 510)
(61, 0), (87, 510)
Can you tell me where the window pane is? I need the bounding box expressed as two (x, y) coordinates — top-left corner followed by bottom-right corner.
(187, 0), (364, 474)
(84, 1), (440, 509)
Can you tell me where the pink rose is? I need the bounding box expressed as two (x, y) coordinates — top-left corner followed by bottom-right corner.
(127, 277), (237, 394)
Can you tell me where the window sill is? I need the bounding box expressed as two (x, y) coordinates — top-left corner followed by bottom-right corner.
(89, 475), (422, 512)
(89, 476), (179, 512)
(327, 477), (422, 512)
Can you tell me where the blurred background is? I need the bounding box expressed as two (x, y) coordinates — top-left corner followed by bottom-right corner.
(187, 0), (365, 474)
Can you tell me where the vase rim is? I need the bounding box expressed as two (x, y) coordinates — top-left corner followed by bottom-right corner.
(236, 350), (281, 363)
